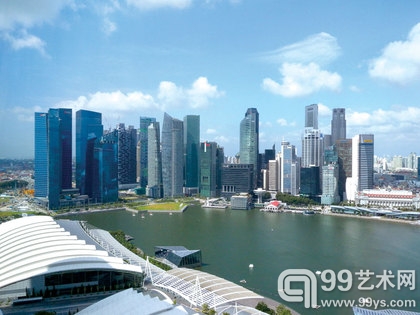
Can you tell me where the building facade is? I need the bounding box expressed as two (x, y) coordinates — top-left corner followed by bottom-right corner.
(147, 122), (163, 198)
(280, 140), (298, 195)
(138, 117), (156, 188)
(34, 108), (72, 210)
(162, 113), (184, 198)
(331, 108), (346, 144)
(117, 124), (137, 185)
(221, 164), (254, 200)
(239, 108), (259, 188)
(184, 115), (200, 195)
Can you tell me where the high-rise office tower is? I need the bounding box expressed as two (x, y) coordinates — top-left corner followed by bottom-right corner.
(139, 117), (156, 188)
(302, 129), (324, 168)
(305, 104), (318, 129)
(162, 113), (184, 197)
(321, 163), (339, 205)
(76, 110), (103, 196)
(95, 130), (119, 203)
(34, 112), (48, 199)
(336, 139), (352, 201)
(147, 122), (162, 198)
(200, 141), (217, 198)
(280, 140), (298, 195)
(239, 108), (259, 188)
(331, 108), (346, 144)
(184, 115), (200, 195)
(34, 108), (72, 210)
(117, 123), (137, 185)
(353, 134), (374, 191)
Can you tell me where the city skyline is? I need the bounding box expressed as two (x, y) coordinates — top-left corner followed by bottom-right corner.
(2, 1), (420, 158)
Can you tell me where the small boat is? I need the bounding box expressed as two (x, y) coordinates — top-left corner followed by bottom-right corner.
(240, 279), (246, 283)
(304, 210), (315, 215)
(249, 264), (254, 269)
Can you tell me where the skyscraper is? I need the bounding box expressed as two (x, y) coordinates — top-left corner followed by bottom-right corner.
(200, 141), (217, 198)
(34, 108), (72, 210)
(162, 113), (184, 197)
(305, 104), (318, 129)
(117, 124), (137, 185)
(346, 134), (374, 201)
(184, 115), (200, 195)
(331, 108), (346, 144)
(302, 129), (324, 167)
(239, 108), (259, 188)
(147, 122), (162, 198)
(139, 117), (156, 188)
(280, 140), (298, 195)
(336, 139), (352, 201)
(76, 110), (103, 196)
(353, 134), (374, 191)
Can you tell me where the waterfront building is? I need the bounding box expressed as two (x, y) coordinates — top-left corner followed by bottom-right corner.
(347, 134), (374, 201)
(117, 123), (137, 185)
(147, 122), (163, 198)
(162, 113), (184, 197)
(336, 139), (352, 201)
(34, 112), (48, 198)
(200, 141), (218, 198)
(321, 163), (340, 205)
(300, 166), (320, 201)
(94, 130), (119, 203)
(230, 193), (252, 210)
(154, 246), (202, 268)
(34, 108), (72, 210)
(184, 115), (200, 196)
(221, 164), (254, 200)
(355, 189), (420, 209)
(0, 216), (145, 299)
(268, 159), (278, 191)
(75, 110), (103, 197)
(280, 140), (298, 195)
(138, 117), (156, 188)
(331, 108), (346, 144)
(239, 108), (259, 188)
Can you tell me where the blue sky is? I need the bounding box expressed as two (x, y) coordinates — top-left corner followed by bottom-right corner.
(1, 0), (420, 159)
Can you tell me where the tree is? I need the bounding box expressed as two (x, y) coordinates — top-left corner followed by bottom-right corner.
(276, 304), (292, 315)
(255, 301), (275, 315)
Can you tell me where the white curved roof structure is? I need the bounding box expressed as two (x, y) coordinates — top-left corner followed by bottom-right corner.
(0, 216), (143, 290)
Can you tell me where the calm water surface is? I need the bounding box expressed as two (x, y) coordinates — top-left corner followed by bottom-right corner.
(63, 206), (420, 315)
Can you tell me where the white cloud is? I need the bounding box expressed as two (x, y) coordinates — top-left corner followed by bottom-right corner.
(102, 18), (117, 35)
(276, 118), (296, 127)
(262, 62), (342, 97)
(259, 32), (341, 66)
(3, 30), (48, 55)
(349, 85), (361, 92)
(318, 103), (332, 116)
(206, 128), (217, 134)
(369, 23), (420, 84)
(126, 0), (192, 10)
(158, 77), (224, 109)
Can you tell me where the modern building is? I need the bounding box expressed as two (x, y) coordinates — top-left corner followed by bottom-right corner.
(162, 113), (184, 198)
(138, 117), (156, 188)
(268, 159), (278, 191)
(117, 124), (138, 185)
(154, 246), (202, 268)
(331, 108), (346, 144)
(302, 128), (324, 168)
(94, 130), (119, 203)
(280, 140), (298, 195)
(147, 122), (163, 198)
(183, 115), (200, 196)
(34, 108), (72, 210)
(200, 141), (219, 198)
(239, 108), (259, 188)
(321, 163), (340, 205)
(305, 104), (318, 129)
(75, 110), (103, 197)
(300, 166), (320, 201)
(336, 139), (352, 201)
(230, 193), (252, 210)
(221, 164), (254, 200)
(0, 216), (145, 299)
(351, 134), (374, 198)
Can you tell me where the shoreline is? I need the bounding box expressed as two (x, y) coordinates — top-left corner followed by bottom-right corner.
(320, 210), (420, 226)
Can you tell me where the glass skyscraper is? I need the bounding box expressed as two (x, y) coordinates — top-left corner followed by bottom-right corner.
(147, 122), (163, 198)
(184, 115), (200, 195)
(34, 108), (72, 210)
(162, 113), (184, 197)
(239, 108), (259, 188)
(76, 110), (103, 196)
(353, 134), (374, 191)
(281, 140), (298, 195)
(305, 104), (318, 129)
(139, 117), (156, 188)
(117, 123), (137, 185)
(331, 108), (346, 144)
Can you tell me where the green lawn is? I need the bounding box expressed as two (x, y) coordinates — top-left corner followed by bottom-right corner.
(132, 202), (185, 211)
